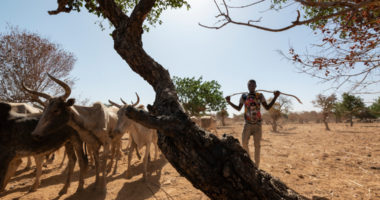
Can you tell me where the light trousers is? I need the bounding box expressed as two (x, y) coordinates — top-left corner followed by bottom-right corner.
(241, 123), (262, 167)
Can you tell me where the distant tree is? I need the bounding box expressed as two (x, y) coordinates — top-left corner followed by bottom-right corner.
(356, 107), (377, 121)
(340, 93), (366, 126)
(205, 0), (380, 92)
(267, 97), (292, 132)
(173, 76), (226, 116)
(369, 97), (380, 117)
(332, 102), (346, 123)
(312, 94), (337, 131)
(0, 25), (76, 103)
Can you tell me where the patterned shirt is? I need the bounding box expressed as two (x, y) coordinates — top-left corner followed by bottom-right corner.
(240, 92), (266, 124)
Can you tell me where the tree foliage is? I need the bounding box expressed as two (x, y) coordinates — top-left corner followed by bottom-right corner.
(205, 0), (379, 92)
(173, 76), (226, 116)
(0, 25), (76, 103)
(369, 97), (380, 117)
(338, 92), (366, 126)
(50, 0), (190, 31)
(312, 93), (337, 130)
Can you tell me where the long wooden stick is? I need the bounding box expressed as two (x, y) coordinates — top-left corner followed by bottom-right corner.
(227, 90), (303, 104)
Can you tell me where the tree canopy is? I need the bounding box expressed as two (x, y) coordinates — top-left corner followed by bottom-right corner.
(173, 76), (226, 116)
(369, 97), (380, 117)
(0, 25), (76, 103)
(50, 0), (190, 31)
(312, 93), (337, 130)
(337, 92), (366, 126)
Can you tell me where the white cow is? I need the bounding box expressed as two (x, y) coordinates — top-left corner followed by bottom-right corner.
(29, 74), (113, 191)
(106, 96), (141, 175)
(109, 99), (159, 180)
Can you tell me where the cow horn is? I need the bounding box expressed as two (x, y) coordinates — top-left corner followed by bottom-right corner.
(131, 92), (140, 107)
(22, 82), (52, 100)
(47, 73), (71, 99)
(31, 95), (47, 108)
(108, 100), (121, 108)
(120, 98), (127, 105)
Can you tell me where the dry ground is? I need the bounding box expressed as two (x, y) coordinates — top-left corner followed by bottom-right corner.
(1, 121), (379, 200)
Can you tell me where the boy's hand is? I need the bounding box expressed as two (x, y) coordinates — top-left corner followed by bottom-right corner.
(225, 96), (231, 102)
(274, 91), (280, 97)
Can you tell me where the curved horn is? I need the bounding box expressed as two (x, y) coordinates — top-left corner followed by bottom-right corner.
(30, 95), (47, 108)
(131, 92), (140, 107)
(120, 98), (127, 105)
(108, 100), (121, 108)
(22, 82), (52, 100)
(47, 73), (71, 99)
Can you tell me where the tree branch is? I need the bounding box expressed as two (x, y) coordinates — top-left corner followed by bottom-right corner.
(130, 0), (156, 29)
(97, 0), (129, 28)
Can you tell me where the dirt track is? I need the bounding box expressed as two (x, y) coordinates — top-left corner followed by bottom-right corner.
(2, 121), (380, 200)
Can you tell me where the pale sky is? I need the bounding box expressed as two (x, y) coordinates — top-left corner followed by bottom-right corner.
(1, 0), (378, 116)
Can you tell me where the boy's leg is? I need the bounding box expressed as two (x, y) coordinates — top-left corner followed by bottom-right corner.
(253, 124), (262, 167)
(241, 123), (252, 158)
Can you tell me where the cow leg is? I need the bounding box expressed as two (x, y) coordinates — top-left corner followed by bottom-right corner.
(124, 132), (132, 155)
(111, 138), (122, 175)
(86, 144), (95, 168)
(153, 141), (158, 161)
(125, 140), (137, 179)
(0, 154), (13, 193)
(59, 148), (67, 168)
(143, 143), (151, 181)
(59, 142), (76, 195)
(72, 136), (88, 193)
(30, 155), (43, 192)
(2, 157), (21, 192)
(99, 142), (109, 190)
(23, 156), (32, 171)
(92, 145), (102, 190)
(107, 139), (117, 174)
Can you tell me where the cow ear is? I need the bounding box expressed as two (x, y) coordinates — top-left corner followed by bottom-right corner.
(66, 98), (75, 107)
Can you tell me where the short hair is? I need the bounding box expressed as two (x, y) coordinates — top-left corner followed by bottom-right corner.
(247, 79), (256, 85)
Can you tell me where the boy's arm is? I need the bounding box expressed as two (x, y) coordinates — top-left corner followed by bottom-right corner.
(225, 96), (243, 111)
(262, 91), (280, 110)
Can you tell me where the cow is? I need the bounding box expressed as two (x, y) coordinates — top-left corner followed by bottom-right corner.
(106, 95), (142, 175)
(8, 102), (42, 114)
(8, 102), (42, 170)
(200, 116), (217, 133)
(109, 99), (159, 180)
(0, 102), (88, 195)
(29, 74), (113, 191)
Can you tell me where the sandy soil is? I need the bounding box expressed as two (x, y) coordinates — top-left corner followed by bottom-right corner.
(1, 121), (379, 200)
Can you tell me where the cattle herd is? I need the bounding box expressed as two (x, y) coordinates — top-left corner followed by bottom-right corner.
(0, 74), (218, 196)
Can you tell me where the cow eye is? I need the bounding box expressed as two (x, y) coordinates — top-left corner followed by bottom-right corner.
(53, 110), (60, 114)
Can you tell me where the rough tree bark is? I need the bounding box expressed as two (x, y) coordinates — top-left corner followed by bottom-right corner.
(51, 0), (309, 199)
(322, 113), (330, 131)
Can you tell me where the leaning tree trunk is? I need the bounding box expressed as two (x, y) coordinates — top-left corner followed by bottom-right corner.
(323, 115), (330, 131)
(50, 0), (309, 199)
